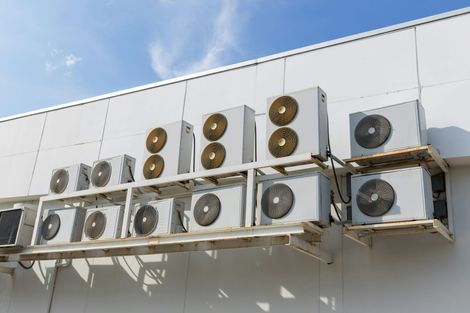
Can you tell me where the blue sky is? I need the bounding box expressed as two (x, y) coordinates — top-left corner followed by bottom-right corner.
(0, 0), (469, 117)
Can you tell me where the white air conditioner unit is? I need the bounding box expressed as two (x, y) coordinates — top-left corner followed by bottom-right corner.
(188, 183), (246, 232)
(90, 155), (136, 188)
(142, 120), (193, 180)
(49, 163), (91, 194)
(82, 205), (124, 242)
(259, 172), (331, 226)
(349, 100), (427, 157)
(39, 207), (86, 245)
(199, 105), (255, 170)
(0, 204), (36, 248)
(351, 167), (434, 225)
(266, 87), (328, 160)
(130, 199), (185, 237)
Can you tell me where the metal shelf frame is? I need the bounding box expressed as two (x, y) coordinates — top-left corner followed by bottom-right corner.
(342, 145), (455, 246)
(0, 153), (333, 265)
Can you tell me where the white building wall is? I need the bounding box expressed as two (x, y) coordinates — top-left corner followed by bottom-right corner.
(1, 8), (470, 313)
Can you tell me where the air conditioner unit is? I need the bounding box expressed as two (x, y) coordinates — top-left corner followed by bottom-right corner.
(39, 207), (86, 245)
(266, 87), (328, 161)
(142, 120), (193, 180)
(0, 204), (36, 248)
(90, 155), (136, 188)
(188, 183), (246, 232)
(351, 167), (434, 225)
(349, 100), (427, 157)
(199, 105), (255, 170)
(49, 163), (91, 194)
(82, 205), (124, 242)
(259, 172), (331, 226)
(130, 199), (185, 237)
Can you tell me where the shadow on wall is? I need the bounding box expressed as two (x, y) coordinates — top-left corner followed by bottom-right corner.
(33, 246), (323, 313)
(428, 126), (470, 162)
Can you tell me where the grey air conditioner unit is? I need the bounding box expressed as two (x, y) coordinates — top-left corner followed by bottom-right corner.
(0, 204), (36, 248)
(266, 87), (328, 161)
(188, 183), (246, 232)
(39, 207), (86, 245)
(90, 155), (136, 188)
(199, 105), (255, 170)
(351, 167), (434, 225)
(82, 205), (124, 242)
(131, 199), (185, 237)
(259, 172), (331, 227)
(49, 163), (91, 194)
(142, 120), (193, 180)
(349, 100), (427, 157)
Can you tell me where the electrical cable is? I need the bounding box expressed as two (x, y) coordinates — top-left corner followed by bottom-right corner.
(18, 260), (35, 270)
(192, 132), (196, 172)
(128, 164), (135, 182)
(326, 115), (351, 204)
(177, 210), (188, 233)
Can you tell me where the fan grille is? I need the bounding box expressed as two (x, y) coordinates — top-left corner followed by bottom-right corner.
(261, 183), (294, 219)
(84, 211), (106, 240)
(143, 155), (165, 179)
(203, 113), (228, 141)
(134, 205), (158, 236)
(146, 127), (168, 154)
(201, 142), (226, 169)
(268, 127), (298, 158)
(41, 213), (61, 241)
(194, 193), (221, 226)
(0, 209), (22, 245)
(354, 114), (392, 149)
(50, 169), (69, 194)
(91, 161), (112, 187)
(269, 96), (298, 126)
(356, 179), (395, 217)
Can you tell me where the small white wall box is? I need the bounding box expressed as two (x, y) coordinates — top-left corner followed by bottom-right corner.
(90, 155), (136, 188)
(49, 163), (91, 194)
(349, 100), (427, 157)
(82, 205), (124, 241)
(199, 105), (255, 170)
(39, 207), (86, 245)
(142, 120), (193, 180)
(266, 87), (328, 161)
(0, 204), (36, 247)
(351, 167), (434, 225)
(188, 183), (246, 231)
(259, 172), (331, 227)
(131, 199), (185, 237)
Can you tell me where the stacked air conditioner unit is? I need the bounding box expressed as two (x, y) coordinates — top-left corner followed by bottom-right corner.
(266, 87), (328, 160)
(199, 106), (255, 170)
(142, 121), (193, 180)
(82, 205), (124, 241)
(0, 204), (36, 248)
(90, 155), (136, 189)
(49, 163), (91, 194)
(39, 207), (86, 245)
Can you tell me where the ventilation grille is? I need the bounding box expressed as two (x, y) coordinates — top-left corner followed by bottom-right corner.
(193, 193), (221, 226)
(50, 169), (69, 194)
(356, 179), (395, 217)
(354, 114), (392, 149)
(261, 183), (294, 219)
(91, 161), (112, 187)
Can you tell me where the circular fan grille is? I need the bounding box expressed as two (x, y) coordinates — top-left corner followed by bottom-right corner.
(41, 214), (61, 241)
(354, 114), (392, 149)
(201, 142), (226, 169)
(84, 211), (106, 240)
(143, 155), (165, 179)
(203, 113), (228, 141)
(134, 205), (158, 236)
(91, 161), (112, 187)
(146, 127), (167, 154)
(269, 96), (298, 126)
(261, 183), (295, 219)
(194, 193), (221, 226)
(356, 179), (395, 217)
(50, 169), (69, 194)
(268, 127), (298, 158)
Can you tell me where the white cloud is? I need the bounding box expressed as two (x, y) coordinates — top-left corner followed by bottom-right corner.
(45, 51), (82, 72)
(65, 54), (82, 67)
(149, 0), (239, 80)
